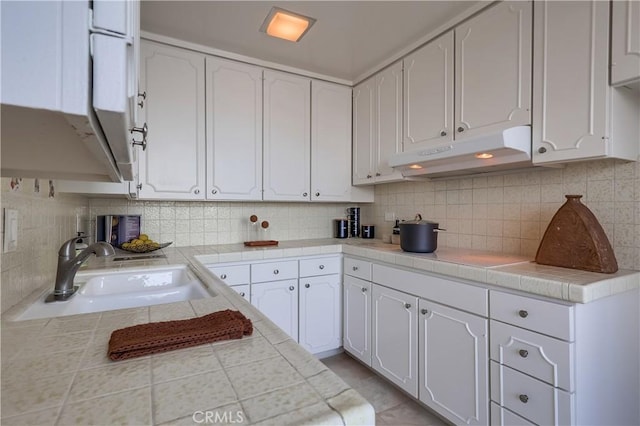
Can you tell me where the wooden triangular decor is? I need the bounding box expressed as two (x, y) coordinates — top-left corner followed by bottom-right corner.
(535, 195), (618, 273)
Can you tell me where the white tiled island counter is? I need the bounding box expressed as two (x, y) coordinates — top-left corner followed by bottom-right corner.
(2, 238), (639, 425)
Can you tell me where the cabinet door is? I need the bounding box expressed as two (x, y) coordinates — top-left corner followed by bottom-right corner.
(251, 279), (298, 341)
(263, 70), (311, 201)
(311, 81), (352, 201)
(611, 0), (640, 86)
(343, 275), (372, 365)
(532, 0), (609, 164)
(352, 77), (375, 185)
(418, 299), (488, 426)
(299, 275), (342, 354)
(230, 284), (250, 301)
(455, 1), (531, 139)
(371, 284), (419, 397)
(403, 31), (454, 152)
(375, 61), (404, 183)
(206, 57), (263, 200)
(138, 41), (205, 199)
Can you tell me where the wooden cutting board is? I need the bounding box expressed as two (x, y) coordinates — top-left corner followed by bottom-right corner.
(535, 195), (618, 273)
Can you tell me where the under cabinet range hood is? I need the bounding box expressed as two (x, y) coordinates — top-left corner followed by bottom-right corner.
(389, 126), (532, 178)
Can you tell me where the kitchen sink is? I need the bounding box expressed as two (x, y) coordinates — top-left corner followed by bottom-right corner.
(14, 265), (214, 321)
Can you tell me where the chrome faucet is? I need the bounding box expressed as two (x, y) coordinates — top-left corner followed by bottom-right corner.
(46, 237), (115, 302)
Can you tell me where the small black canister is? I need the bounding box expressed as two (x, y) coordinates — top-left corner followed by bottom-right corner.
(334, 219), (349, 238)
(361, 225), (375, 239)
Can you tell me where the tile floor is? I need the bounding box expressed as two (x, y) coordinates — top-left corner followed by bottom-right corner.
(321, 352), (448, 426)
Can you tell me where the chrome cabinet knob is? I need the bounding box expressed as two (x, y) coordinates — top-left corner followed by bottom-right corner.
(361, 287), (367, 293)
(440, 131), (447, 136)
(366, 174), (372, 179)
(405, 303), (411, 309)
(289, 286), (295, 291)
(220, 274), (227, 279)
(305, 283), (310, 288)
(211, 189), (218, 194)
(518, 310), (529, 318)
(538, 147), (547, 154)
(319, 265), (325, 270)
(239, 292), (245, 297)
(375, 172), (381, 176)
(273, 269), (279, 275)
(303, 192), (308, 197)
(136, 183), (142, 191)
(194, 189), (200, 195)
(519, 394), (529, 404)
(137, 91), (146, 108)
(352, 266), (358, 271)
(315, 192), (320, 197)
(457, 126), (464, 132)
(519, 349), (529, 358)
(421, 309), (428, 315)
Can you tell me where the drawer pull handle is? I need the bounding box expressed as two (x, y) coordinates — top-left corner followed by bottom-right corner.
(220, 274), (227, 280)
(361, 287), (368, 293)
(518, 310), (529, 318)
(405, 303), (411, 309)
(519, 394), (529, 404)
(421, 309), (428, 315)
(239, 292), (245, 297)
(305, 283), (310, 288)
(319, 265), (325, 270)
(352, 266), (359, 271)
(273, 269), (279, 275)
(519, 349), (529, 358)
(289, 286), (295, 291)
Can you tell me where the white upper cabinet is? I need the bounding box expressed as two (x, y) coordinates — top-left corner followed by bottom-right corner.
(263, 70), (311, 201)
(138, 40), (205, 199)
(403, 31), (454, 152)
(533, 0), (639, 164)
(455, 1), (532, 139)
(206, 57), (263, 201)
(353, 61), (404, 185)
(611, 0), (640, 86)
(311, 81), (353, 201)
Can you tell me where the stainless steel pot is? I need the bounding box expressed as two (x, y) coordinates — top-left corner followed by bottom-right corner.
(399, 214), (445, 253)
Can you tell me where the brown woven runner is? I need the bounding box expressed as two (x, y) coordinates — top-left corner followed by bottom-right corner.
(108, 309), (253, 361)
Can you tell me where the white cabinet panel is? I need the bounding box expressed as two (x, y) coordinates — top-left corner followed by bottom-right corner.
(251, 260), (298, 283)
(311, 81), (352, 201)
(342, 275), (371, 365)
(206, 56), (263, 200)
(263, 70), (311, 201)
(344, 257), (372, 281)
(371, 284), (419, 397)
(611, 0), (640, 86)
(138, 41), (205, 199)
(251, 279), (298, 340)
(403, 31), (454, 152)
(418, 299), (488, 426)
(299, 275), (342, 354)
(352, 77), (375, 185)
(454, 1), (532, 139)
(231, 284), (250, 301)
(299, 256), (341, 277)
(207, 264), (250, 286)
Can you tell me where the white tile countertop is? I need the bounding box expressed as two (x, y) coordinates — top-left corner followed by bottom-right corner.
(2, 238), (639, 425)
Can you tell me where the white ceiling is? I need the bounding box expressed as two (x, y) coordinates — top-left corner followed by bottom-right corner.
(140, 1), (483, 83)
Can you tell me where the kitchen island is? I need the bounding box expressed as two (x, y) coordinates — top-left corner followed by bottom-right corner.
(2, 238), (639, 425)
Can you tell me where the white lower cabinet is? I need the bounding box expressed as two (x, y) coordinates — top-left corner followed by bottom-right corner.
(250, 279), (298, 340)
(371, 284), (419, 397)
(418, 299), (488, 425)
(342, 275), (372, 365)
(230, 284), (250, 301)
(299, 274), (342, 354)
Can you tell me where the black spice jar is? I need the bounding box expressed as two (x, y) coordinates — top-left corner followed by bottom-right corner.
(334, 219), (349, 238)
(346, 207), (360, 237)
(361, 225), (375, 239)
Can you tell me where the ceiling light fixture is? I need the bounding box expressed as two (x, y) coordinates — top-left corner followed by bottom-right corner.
(409, 164), (423, 169)
(475, 153), (494, 159)
(260, 7), (316, 42)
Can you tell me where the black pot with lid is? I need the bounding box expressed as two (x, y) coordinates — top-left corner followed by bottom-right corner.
(399, 214), (445, 253)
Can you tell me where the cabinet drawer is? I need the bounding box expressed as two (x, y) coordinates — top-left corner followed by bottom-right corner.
(299, 256), (341, 277)
(344, 257), (372, 281)
(491, 320), (574, 391)
(230, 284), (250, 301)
(208, 264), (250, 286)
(251, 260), (298, 283)
(490, 291), (574, 341)
(491, 361), (574, 426)
(490, 402), (535, 426)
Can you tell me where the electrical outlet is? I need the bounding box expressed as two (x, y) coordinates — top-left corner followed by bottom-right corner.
(384, 212), (396, 222)
(3, 208), (18, 253)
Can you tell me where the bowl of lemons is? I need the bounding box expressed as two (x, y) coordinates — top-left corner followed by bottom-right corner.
(120, 234), (172, 253)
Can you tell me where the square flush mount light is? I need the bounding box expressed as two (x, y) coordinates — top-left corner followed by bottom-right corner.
(260, 7), (316, 42)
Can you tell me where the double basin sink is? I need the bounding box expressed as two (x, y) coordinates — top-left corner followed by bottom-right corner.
(15, 265), (214, 321)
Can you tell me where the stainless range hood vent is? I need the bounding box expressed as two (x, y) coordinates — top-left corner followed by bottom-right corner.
(389, 126), (532, 178)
